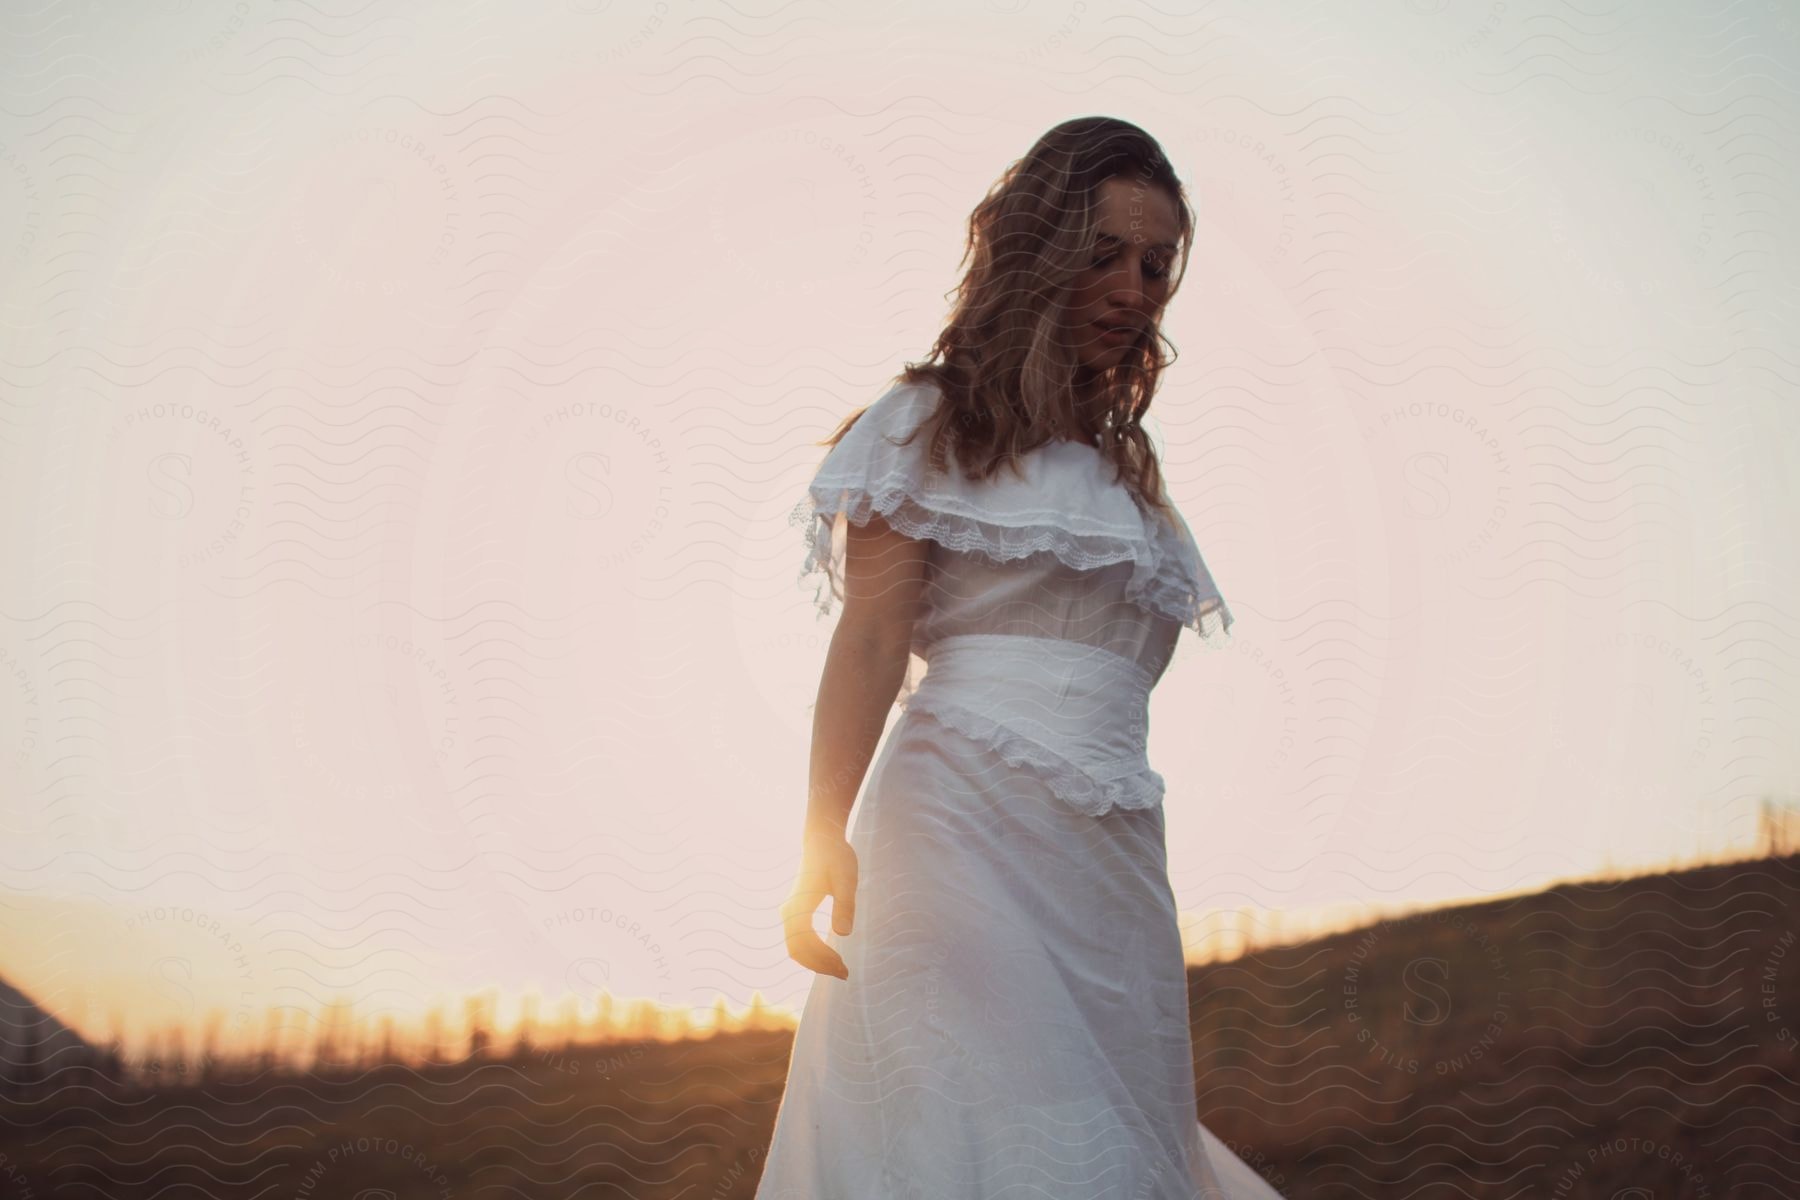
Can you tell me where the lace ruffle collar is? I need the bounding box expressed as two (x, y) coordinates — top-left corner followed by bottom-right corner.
(791, 379), (1233, 641)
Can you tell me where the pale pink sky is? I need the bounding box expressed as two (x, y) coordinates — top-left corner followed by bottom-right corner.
(1, 0), (1795, 1050)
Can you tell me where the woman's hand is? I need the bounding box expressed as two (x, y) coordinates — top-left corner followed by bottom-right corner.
(781, 830), (858, 980)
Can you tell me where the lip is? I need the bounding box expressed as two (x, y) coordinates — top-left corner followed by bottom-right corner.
(1096, 322), (1139, 344)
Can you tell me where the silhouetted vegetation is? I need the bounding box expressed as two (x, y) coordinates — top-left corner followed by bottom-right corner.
(2, 850), (1796, 1197)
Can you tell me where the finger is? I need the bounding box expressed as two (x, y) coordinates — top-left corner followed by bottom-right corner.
(832, 877), (856, 936)
(785, 926), (848, 979)
(833, 851), (858, 935)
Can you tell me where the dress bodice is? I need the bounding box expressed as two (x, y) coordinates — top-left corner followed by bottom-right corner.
(792, 377), (1233, 816)
(918, 539), (1182, 686)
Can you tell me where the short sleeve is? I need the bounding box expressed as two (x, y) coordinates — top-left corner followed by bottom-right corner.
(787, 379), (940, 620)
(1152, 504), (1235, 646)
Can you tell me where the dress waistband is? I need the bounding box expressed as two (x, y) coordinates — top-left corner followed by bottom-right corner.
(900, 633), (1163, 817)
(922, 633), (1156, 688)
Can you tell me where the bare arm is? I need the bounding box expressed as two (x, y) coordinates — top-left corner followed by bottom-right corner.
(783, 512), (929, 979)
(804, 513), (930, 839)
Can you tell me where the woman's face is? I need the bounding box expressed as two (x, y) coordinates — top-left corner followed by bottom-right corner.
(1063, 175), (1181, 379)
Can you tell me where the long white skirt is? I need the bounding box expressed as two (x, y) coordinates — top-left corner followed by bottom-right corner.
(755, 709), (1288, 1199)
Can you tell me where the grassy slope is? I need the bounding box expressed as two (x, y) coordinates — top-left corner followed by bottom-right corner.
(2, 854), (1795, 1198)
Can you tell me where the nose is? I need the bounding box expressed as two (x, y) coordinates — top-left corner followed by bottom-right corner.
(1105, 260), (1155, 309)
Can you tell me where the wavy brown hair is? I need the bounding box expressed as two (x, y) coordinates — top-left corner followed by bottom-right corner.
(819, 116), (1195, 520)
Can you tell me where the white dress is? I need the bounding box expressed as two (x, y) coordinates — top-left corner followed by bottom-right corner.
(758, 378), (1284, 1200)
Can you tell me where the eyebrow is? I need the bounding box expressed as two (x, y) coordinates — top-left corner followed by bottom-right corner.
(1095, 231), (1178, 253)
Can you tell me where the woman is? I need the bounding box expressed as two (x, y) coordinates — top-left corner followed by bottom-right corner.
(757, 117), (1286, 1199)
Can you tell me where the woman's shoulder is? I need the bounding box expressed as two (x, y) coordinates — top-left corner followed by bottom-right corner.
(844, 374), (942, 439)
(794, 373), (1233, 644)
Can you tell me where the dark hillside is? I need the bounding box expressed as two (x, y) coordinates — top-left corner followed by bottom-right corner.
(2, 854), (1794, 1197)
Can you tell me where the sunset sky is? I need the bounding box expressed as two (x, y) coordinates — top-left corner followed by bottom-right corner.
(2, 0), (1796, 1053)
